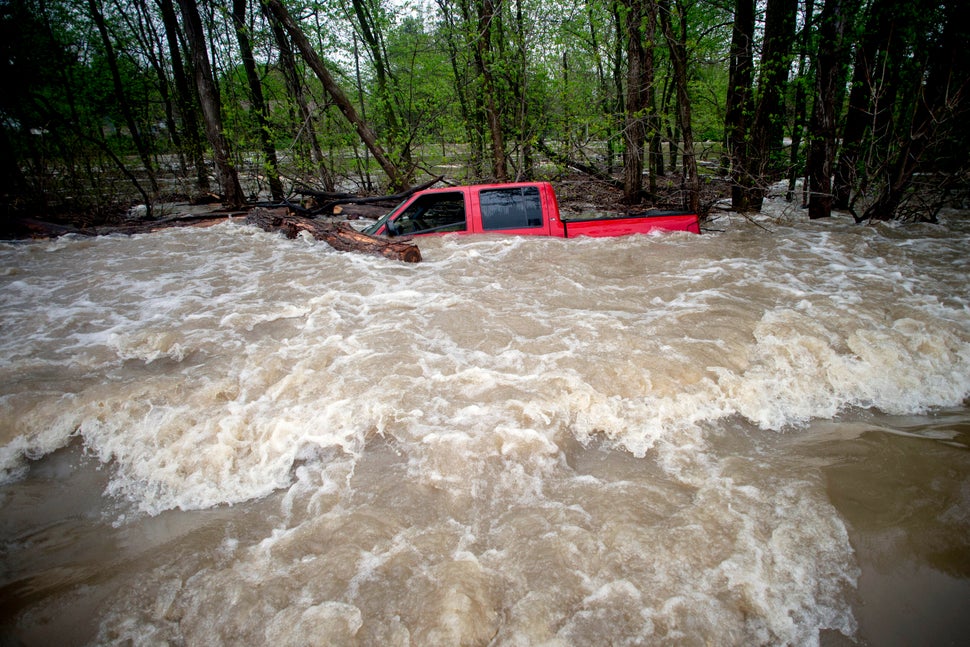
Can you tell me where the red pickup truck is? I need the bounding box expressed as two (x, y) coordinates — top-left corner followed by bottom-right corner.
(363, 182), (700, 238)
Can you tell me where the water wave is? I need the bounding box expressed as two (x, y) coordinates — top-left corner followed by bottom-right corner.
(0, 217), (968, 513)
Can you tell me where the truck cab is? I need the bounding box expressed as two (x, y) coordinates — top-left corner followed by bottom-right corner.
(364, 183), (559, 238)
(364, 181), (700, 238)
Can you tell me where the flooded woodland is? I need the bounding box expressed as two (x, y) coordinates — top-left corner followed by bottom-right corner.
(3, 0), (970, 643)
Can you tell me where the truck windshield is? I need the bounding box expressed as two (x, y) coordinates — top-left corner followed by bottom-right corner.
(480, 186), (543, 230)
(363, 199), (407, 235)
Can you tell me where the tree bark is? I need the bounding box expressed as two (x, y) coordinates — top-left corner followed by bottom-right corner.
(725, 0), (755, 210)
(511, 0), (532, 180)
(806, 0), (855, 219)
(832, 0), (898, 210)
(622, 0), (644, 201)
(437, 0), (482, 176)
(349, 0), (410, 173)
(659, 0), (699, 215)
(232, 0), (284, 201)
(87, 0), (158, 196)
(621, 0), (650, 203)
(475, 0), (507, 181)
(785, 0), (813, 204)
(159, 0), (210, 192)
(262, 0), (407, 190)
(860, 0), (970, 221)
(126, 0), (181, 175)
(263, 4), (333, 190)
(177, 0), (246, 207)
(587, 0), (616, 173)
(247, 208), (422, 263)
(747, 0), (797, 211)
(0, 127), (27, 209)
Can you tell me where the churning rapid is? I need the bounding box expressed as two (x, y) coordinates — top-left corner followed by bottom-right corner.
(1, 204), (968, 645)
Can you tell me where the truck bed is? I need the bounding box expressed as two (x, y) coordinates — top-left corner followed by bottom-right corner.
(559, 211), (701, 237)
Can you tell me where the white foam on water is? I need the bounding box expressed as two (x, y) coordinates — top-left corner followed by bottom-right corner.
(2, 218), (968, 503)
(2, 212), (969, 644)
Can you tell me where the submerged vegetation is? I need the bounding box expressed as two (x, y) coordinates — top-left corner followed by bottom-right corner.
(1, 0), (968, 228)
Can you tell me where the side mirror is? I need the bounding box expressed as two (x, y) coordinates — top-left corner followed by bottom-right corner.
(384, 218), (398, 237)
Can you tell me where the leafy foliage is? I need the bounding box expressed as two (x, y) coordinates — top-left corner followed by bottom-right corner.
(1, 0), (967, 222)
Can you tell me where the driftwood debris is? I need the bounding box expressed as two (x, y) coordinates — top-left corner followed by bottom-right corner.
(1, 212), (240, 239)
(535, 139), (625, 191)
(294, 175), (444, 216)
(247, 208), (421, 263)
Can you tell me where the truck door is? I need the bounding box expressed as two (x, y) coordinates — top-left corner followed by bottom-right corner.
(477, 186), (546, 235)
(385, 191), (467, 236)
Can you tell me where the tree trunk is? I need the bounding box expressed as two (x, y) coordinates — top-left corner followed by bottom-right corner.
(659, 0), (699, 214)
(0, 127), (27, 210)
(127, 0), (182, 175)
(177, 0), (246, 207)
(611, 1), (627, 175)
(159, 0), (210, 192)
(349, 0), (410, 175)
(263, 4), (333, 190)
(622, 0), (648, 203)
(747, 0), (797, 211)
(725, 0), (755, 211)
(832, 0), (898, 210)
(232, 0), (284, 201)
(247, 208), (422, 263)
(588, 0), (615, 173)
(806, 0), (855, 219)
(475, 0), (507, 181)
(87, 0), (158, 196)
(661, 79), (679, 171)
(511, 0), (532, 180)
(786, 0), (813, 204)
(644, 1), (661, 194)
(647, 11), (664, 187)
(262, 0), (407, 191)
(437, 0), (481, 176)
(860, 0), (970, 221)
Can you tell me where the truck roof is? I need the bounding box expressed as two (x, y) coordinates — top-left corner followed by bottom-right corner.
(415, 181), (553, 193)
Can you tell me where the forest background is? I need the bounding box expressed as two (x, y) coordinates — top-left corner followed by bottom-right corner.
(1, 0), (968, 230)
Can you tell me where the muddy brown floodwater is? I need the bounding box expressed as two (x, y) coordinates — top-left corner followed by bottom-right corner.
(2, 203), (968, 645)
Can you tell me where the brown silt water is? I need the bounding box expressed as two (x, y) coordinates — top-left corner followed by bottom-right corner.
(2, 207), (968, 645)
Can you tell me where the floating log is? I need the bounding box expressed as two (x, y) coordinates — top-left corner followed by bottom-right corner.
(247, 208), (421, 263)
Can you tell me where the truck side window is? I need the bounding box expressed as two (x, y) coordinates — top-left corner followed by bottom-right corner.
(480, 187), (543, 230)
(391, 192), (466, 235)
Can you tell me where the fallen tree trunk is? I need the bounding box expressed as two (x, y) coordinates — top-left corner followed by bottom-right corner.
(247, 208), (421, 263)
(262, 0), (408, 191)
(1, 212), (240, 239)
